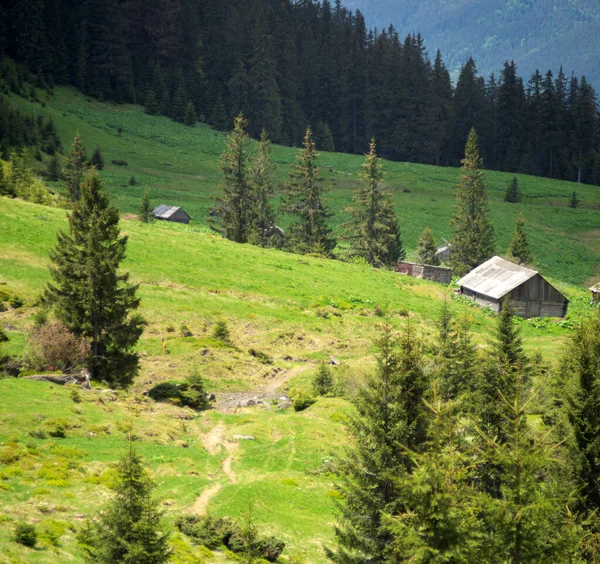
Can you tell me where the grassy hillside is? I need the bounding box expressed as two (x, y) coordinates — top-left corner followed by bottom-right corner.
(1, 86), (599, 562)
(8, 86), (600, 287)
(0, 194), (595, 563)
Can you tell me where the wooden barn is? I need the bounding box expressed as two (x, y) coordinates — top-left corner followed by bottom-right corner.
(152, 205), (191, 224)
(456, 256), (568, 318)
(397, 261), (452, 284)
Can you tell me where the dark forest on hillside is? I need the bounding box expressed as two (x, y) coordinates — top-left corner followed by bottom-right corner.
(1, 0), (599, 185)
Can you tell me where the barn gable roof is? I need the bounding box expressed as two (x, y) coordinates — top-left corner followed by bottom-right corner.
(456, 256), (539, 300)
(152, 205), (188, 219)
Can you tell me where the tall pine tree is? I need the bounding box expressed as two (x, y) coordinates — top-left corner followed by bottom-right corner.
(283, 127), (335, 255)
(344, 138), (403, 267)
(450, 128), (495, 277)
(45, 169), (144, 387)
(61, 133), (88, 202)
(506, 215), (533, 266)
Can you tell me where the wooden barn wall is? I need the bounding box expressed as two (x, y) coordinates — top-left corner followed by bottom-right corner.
(462, 289), (501, 312)
(508, 274), (565, 303)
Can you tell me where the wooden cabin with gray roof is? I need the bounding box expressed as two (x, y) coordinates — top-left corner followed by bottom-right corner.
(151, 205), (191, 224)
(456, 256), (568, 318)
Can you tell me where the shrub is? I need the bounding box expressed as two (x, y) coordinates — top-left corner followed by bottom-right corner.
(147, 370), (209, 411)
(38, 519), (67, 546)
(128, 175), (138, 186)
(175, 514), (223, 549)
(9, 295), (23, 309)
(313, 363), (334, 396)
(147, 381), (182, 402)
(293, 395), (316, 412)
(0, 328), (8, 343)
(248, 348), (273, 365)
(14, 523), (37, 547)
(27, 321), (88, 373)
(212, 320), (231, 343)
(180, 324), (193, 338)
(32, 309), (49, 328)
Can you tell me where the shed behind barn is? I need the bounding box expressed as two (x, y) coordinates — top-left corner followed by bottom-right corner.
(457, 256), (568, 318)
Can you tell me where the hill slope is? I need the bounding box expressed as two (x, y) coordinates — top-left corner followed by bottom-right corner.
(347, 0), (600, 84)
(8, 87), (600, 287)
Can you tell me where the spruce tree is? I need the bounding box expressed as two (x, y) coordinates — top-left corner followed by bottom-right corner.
(416, 227), (440, 266)
(385, 395), (487, 562)
(44, 170), (144, 387)
(566, 315), (600, 515)
(144, 88), (161, 115)
(283, 127), (335, 255)
(569, 191), (579, 209)
(344, 138), (403, 267)
(326, 317), (429, 563)
(212, 114), (251, 243)
(79, 445), (171, 563)
(61, 133), (88, 202)
(184, 102), (196, 126)
(313, 362), (334, 396)
(90, 147), (104, 170)
(247, 130), (277, 247)
(450, 128), (495, 277)
(506, 215), (533, 266)
(504, 176), (522, 203)
(138, 190), (154, 223)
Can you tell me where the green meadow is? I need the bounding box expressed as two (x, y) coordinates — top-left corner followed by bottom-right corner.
(0, 86), (599, 562)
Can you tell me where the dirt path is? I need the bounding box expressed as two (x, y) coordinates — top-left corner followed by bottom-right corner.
(193, 423), (239, 514)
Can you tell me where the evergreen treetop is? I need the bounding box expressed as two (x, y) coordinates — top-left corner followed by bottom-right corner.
(138, 190), (154, 223)
(506, 215), (534, 266)
(344, 138), (404, 267)
(450, 128), (495, 277)
(283, 127), (335, 255)
(416, 227), (440, 266)
(504, 176), (522, 203)
(213, 114), (251, 243)
(61, 133), (88, 202)
(79, 444), (171, 563)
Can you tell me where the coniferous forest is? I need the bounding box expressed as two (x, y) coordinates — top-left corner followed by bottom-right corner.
(1, 0), (600, 185)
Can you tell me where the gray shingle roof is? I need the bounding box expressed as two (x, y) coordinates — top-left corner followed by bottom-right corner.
(456, 256), (538, 300)
(152, 205), (183, 219)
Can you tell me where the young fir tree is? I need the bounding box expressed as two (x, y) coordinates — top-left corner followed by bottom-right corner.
(450, 128), (495, 277)
(44, 170), (144, 387)
(247, 130), (277, 247)
(283, 127), (335, 255)
(313, 362), (334, 396)
(436, 302), (478, 400)
(79, 445), (171, 563)
(506, 215), (533, 266)
(504, 176), (522, 203)
(61, 133), (88, 202)
(569, 191), (579, 209)
(138, 190), (154, 223)
(473, 384), (583, 563)
(90, 147), (104, 170)
(184, 102), (196, 126)
(212, 114), (251, 243)
(385, 393), (487, 563)
(326, 317), (429, 563)
(566, 315), (600, 515)
(344, 139), (403, 267)
(416, 227), (440, 266)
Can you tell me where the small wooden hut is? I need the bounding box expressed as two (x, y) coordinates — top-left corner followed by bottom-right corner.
(456, 256), (568, 318)
(152, 205), (191, 224)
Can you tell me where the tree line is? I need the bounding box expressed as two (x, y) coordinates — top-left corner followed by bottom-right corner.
(2, 0), (599, 185)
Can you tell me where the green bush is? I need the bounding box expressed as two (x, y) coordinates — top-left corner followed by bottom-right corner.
(293, 396), (316, 412)
(248, 348), (273, 364)
(0, 329), (8, 343)
(147, 371), (209, 411)
(180, 324), (193, 338)
(175, 514), (223, 549)
(9, 295), (23, 309)
(212, 320), (231, 343)
(14, 523), (37, 547)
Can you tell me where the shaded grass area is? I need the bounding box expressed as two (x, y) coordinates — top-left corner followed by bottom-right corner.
(8, 86), (600, 286)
